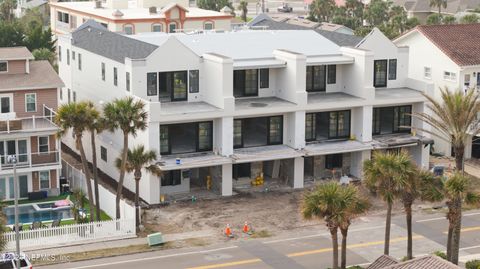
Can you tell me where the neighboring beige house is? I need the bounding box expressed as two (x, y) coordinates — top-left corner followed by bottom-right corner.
(49, 0), (234, 36)
(393, 0), (480, 23)
(0, 47), (64, 200)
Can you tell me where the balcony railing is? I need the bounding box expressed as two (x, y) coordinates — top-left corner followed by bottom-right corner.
(0, 105), (58, 134)
(0, 151), (61, 172)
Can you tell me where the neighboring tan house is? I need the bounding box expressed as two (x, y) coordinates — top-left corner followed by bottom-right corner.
(56, 20), (432, 204)
(393, 0), (480, 23)
(0, 47), (64, 201)
(395, 24), (480, 159)
(49, 0), (234, 37)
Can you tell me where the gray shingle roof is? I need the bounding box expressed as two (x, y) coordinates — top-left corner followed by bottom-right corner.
(71, 20), (158, 63)
(383, 255), (460, 269)
(248, 15), (363, 46)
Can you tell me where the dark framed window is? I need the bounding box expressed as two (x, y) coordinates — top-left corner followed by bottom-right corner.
(101, 62), (105, 81)
(38, 136), (49, 153)
(78, 53), (82, 70)
(58, 46), (62, 62)
(259, 69), (269, 88)
(388, 59), (397, 80)
(147, 72), (157, 96)
(372, 105), (412, 135)
(72, 51), (75, 60)
(159, 71), (188, 101)
(327, 65), (336, 84)
(66, 49), (70, 65)
(0, 62), (6, 72)
(67, 89), (71, 103)
(161, 170), (181, 186)
(325, 154), (343, 169)
(305, 110), (350, 141)
(374, 60), (387, 88)
(100, 146), (107, 162)
(234, 69), (258, 97)
(113, 67), (118, 86)
(126, 72), (130, 92)
(160, 122), (213, 155)
(234, 116), (283, 148)
(306, 65), (326, 92)
(189, 70), (199, 93)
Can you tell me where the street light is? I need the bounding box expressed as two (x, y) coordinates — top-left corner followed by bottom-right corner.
(6, 155), (21, 269)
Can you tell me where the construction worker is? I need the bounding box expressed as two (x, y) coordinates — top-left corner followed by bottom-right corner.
(243, 221), (252, 235)
(224, 224), (233, 238)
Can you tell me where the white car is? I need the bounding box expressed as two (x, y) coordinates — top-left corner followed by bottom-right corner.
(0, 253), (32, 269)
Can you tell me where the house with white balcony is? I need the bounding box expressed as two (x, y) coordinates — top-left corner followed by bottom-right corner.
(57, 21), (432, 204)
(0, 47), (64, 200)
(395, 24), (480, 159)
(50, 0), (233, 37)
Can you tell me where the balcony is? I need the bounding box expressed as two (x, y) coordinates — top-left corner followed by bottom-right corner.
(0, 151), (61, 172)
(0, 106), (59, 135)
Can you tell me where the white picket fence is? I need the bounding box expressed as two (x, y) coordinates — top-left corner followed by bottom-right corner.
(4, 218), (136, 250)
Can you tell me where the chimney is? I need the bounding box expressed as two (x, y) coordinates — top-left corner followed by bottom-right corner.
(149, 6), (157, 13)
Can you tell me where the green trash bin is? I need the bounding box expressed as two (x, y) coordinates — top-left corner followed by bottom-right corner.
(147, 232), (163, 246)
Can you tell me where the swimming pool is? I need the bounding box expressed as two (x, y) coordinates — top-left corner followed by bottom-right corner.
(3, 202), (73, 225)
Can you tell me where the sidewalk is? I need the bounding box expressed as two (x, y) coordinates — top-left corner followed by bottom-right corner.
(25, 230), (215, 257)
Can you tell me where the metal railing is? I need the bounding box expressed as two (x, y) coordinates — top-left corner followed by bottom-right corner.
(0, 105), (58, 134)
(0, 151), (61, 171)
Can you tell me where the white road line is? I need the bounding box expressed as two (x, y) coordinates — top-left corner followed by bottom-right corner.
(460, 245), (480, 251)
(62, 246), (239, 269)
(416, 212), (480, 223)
(264, 225), (385, 244)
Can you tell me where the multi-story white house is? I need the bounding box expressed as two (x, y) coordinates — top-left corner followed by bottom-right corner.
(395, 24), (480, 159)
(58, 21), (432, 204)
(50, 0), (233, 37)
(0, 47), (64, 201)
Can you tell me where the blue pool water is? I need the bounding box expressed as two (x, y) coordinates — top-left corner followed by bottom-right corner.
(3, 203), (73, 225)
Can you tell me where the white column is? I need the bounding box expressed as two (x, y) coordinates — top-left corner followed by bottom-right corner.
(221, 163), (232, 196)
(285, 111), (306, 150)
(350, 150), (371, 179)
(216, 117), (233, 156)
(293, 157), (304, 189)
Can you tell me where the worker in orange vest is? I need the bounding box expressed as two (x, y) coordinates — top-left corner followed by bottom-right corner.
(243, 221), (250, 233)
(225, 224), (233, 238)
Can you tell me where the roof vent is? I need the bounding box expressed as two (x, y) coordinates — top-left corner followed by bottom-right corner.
(112, 9), (124, 17)
(95, 0), (102, 8)
(149, 6), (157, 13)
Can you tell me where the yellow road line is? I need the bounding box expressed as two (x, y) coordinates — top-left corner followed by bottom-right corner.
(186, 235), (424, 269)
(443, 226), (480, 234)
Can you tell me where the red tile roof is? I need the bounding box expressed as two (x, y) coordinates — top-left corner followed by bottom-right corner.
(416, 24), (480, 67)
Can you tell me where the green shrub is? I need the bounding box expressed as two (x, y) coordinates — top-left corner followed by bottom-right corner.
(433, 250), (447, 260)
(466, 259), (480, 269)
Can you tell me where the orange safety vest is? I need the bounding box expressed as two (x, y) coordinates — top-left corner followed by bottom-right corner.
(243, 223), (249, 233)
(225, 226), (231, 236)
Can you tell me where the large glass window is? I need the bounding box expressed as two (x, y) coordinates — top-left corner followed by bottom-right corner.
(25, 93), (36, 112)
(126, 72), (130, 92)
(325, 154), (343, 169)
(113, 67), (118, 86)
(0, 140), (27, 164)
(101, 146), (107, 162)
(39, 170), (50, 189)
(189, 70), (199, 93)
(38, 136), (49, 153)
(0, 96), (10, 113)
(388, 59), (397, 80)
(147, 72), (157, 96)
(372, 105), (412, 135)
(234, 70), (258, 97)
(78, 53), (82, 70)
(160, 122), (213, 155)
(306, 111), (350, 141)
(327, 65), (336, 84)
(101, 62), (105, 81)
(159, 71), (188, 101)
(234, 116), (283, 148)
(161, 170), (181, 186)
(374, 60), (387, 87)
(259, 69), (269, 88)
(0, 61), (7, 72)
(306, 66), (326, 92)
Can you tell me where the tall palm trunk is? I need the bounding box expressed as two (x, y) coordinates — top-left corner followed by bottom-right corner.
(450, 199), (462, 265)
(116, 133), (129, 219)
(90, 131), (101, 221)
(446, 200), (454, 261)
(384, 201), (393, 255)
(329, 225), (339, 269)
(134, 175), (141, 228)
(404, 201), (413, 260)
(340, 227), (348, 269)
(76, 135), (95, 222)
(454, 146), (464, 172)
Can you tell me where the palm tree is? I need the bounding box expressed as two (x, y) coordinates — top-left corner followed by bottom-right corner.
(115, 145), (161, 228)
(56, 102), (99, 222)
(443, 173), (480, 264)
(429, 0), (447, 16)
(338, 185), (370, 269)
(87, 103), (104, 222)
(413, 88), (480, 172)
(310, 0), (335, 22)
(402, 170), (444, 260)
(302, 182), (361, 269)
(103, 97), (148, 219)
(363, 150), (413, 255)
(238, 0), (248, 22)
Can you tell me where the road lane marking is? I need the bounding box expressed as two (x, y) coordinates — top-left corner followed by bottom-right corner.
(265, 225), (385, 244)
(443, 226), (480, 234)
(417, 212), (480, 223)
(187, 235), (424, 269)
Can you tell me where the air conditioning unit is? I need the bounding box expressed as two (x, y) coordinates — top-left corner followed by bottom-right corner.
(149, 6), (157, 14)
(147, 232), (163, 246)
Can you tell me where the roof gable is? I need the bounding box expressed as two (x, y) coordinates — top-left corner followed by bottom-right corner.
(356, 27), (398, 51)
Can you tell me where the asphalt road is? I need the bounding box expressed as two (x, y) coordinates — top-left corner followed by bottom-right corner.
(39, 210), (480, 269)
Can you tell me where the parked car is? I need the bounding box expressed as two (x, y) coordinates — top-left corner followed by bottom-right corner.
(0, 253), (32, 269)
(277, 3), (293, 12)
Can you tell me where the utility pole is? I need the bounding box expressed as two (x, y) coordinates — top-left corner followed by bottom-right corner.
(7, 155), (21, 269)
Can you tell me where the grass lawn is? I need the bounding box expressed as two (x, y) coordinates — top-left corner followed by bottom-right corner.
(3, 194), (69, 206)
